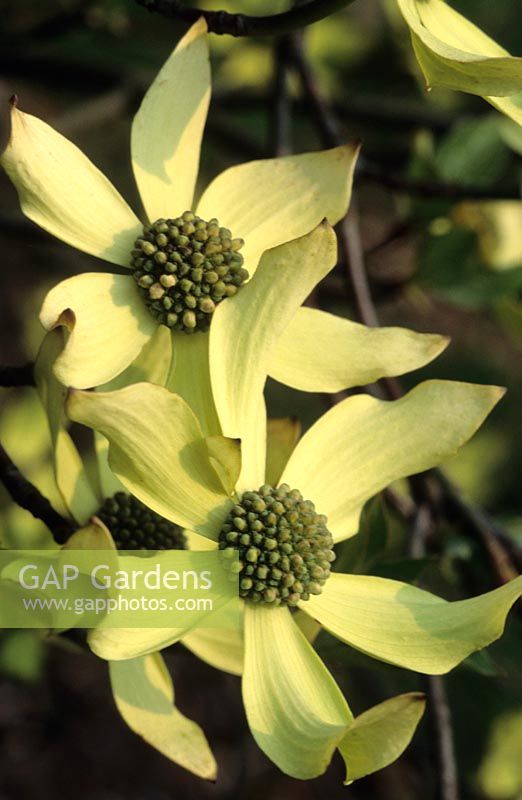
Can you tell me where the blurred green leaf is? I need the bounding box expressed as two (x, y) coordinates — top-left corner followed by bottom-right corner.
(0, 631), (45, 682)
(462, 649), (500, 678)
(418, 226), (522, 308)
(371, 557), (431, 582)
(435, 117), (509, 187)
(334, 497), (388, 575)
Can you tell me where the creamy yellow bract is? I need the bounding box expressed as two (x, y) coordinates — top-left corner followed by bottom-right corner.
(65, 224), (522, 782)
(396, 0), (522, 124)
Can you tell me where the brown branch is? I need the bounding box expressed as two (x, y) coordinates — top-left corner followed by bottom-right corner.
(409, 505), (460, 800)
(269, 36), (292, 158)
(288, 35), (381, 332)
(428, 674), (460, 800)
(136, 0), (355, 36)
(0, 443), (76, 545)
(435, 469), (520, 584)
(0, 362), (35, 387)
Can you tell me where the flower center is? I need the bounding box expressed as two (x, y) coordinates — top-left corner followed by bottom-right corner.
(131, 212), (248, 333)
(96, 491), (187, 551)
(218, 484), (335, 606)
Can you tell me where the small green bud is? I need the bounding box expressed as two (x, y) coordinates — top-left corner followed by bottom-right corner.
(199, 297), (215, 314)
(160, 274), (176, 288)
(182, 310), (197, 329)
(149, 283), (165, 300)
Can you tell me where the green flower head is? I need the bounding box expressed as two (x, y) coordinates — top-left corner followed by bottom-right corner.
(0, 17), (360, 394)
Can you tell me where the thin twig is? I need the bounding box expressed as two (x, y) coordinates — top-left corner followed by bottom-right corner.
(0, 443), (75, 545)
(269, 37), (292, 157)
(428, 675), (460, 800)
(0, 362), (35, 387)
(435, 469), (520, 584)
(339, 210), (379, 327)
(136, 0), (355, 36)
(409, 505), (460, 800)
(410, 502), (433, 559)
(288, 35), (380, 331)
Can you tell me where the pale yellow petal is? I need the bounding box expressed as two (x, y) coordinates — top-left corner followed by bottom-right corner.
(210, 222), (337, 492)
(197, 143), (359, 276)
(304, 573), (522, 674)
(40, 273), (156, 389)
(66, 382), (232, 538)
(94, 326), (173, 498)
(281, 380), (504, 542)
(397, 0), (522, 123)
(166, 332), (221, 437)
(34, 329), (100, 523)
(270, 307), (449, 392)
(100, 324), (172, 391)
(62, 518), (116, 550)
(1, 106), (141, 264)
(265, 418), (301, 486)
(110, 654), (216, 779)
(89, 627), (185, 661)
(242, 604), (352, 779)
(183, 624), (244, 676)
(339, 693), (426, 784)
(132, 18), (210, 220)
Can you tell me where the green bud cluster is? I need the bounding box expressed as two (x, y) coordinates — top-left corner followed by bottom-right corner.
(218, 484), (335, 606)
(96, 491), (187, 551)
(131, 212), (248, 333)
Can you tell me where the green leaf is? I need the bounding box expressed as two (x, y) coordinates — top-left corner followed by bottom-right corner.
(334, 496), (388, 575)
(372, 557), (431, 583)
(435, 117), (509, 188)
(462, 649), (500, 677)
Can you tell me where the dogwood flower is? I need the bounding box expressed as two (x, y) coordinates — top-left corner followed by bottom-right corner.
(34, 327), (217, 781)
(66, 223), (522, 781)
(2, 16), (364, 429)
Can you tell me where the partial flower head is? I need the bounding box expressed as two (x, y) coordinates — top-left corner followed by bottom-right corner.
(66, 224), (521, 781)
(33, 327), (216, 781)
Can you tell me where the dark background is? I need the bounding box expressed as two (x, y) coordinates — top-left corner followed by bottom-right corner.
(0, 1), (521, 798)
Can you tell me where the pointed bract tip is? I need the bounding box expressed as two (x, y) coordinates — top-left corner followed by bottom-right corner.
(9, 94), (18, 109)
(408, 691), (427, 703)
